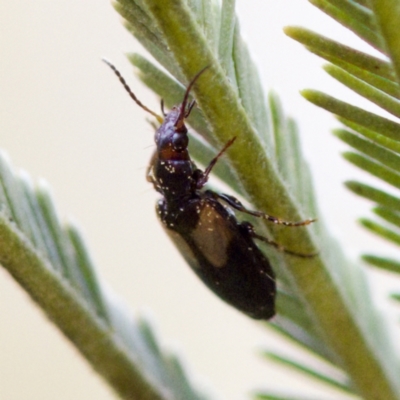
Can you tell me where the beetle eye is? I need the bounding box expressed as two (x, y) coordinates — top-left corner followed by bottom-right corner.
(172, 133), (188, 151)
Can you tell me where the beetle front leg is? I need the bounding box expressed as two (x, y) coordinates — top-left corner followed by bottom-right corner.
(195, 138), (236, 189)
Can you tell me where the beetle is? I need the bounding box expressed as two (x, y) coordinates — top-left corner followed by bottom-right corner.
(103, 60), (315, 320)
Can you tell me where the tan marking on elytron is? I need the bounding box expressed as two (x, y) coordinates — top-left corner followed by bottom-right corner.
(164, 228), (201, 270)
(190, 202), (233, 268)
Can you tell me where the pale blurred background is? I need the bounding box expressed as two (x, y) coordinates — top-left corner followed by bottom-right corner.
(0, 1), (396, 399)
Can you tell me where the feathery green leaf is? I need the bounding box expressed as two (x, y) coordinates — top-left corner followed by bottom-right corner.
(0, 153), (209, 400)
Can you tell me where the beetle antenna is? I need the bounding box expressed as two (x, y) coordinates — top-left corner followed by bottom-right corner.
(175, 66), (209, 130)
(102, 58), (163, 123)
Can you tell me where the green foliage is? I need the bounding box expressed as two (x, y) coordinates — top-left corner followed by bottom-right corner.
(288, 0), (400, 331)
(0, 153), (208, 400)
(282, 0), (400, 397)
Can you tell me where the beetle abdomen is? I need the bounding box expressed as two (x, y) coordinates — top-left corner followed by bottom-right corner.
(157, 195), (276, 320)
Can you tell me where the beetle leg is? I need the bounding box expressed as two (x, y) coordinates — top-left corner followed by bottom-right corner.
(146, 150), (158, 186)
(146, 165), (154, 184)
(146, 157), (155, 183)
(240, 222), (317, 258)
(196, 137), (237, 188)
(212, 192), (316, 227)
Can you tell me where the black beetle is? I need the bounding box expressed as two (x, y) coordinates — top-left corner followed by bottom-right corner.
(103, 60), (315, 320)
